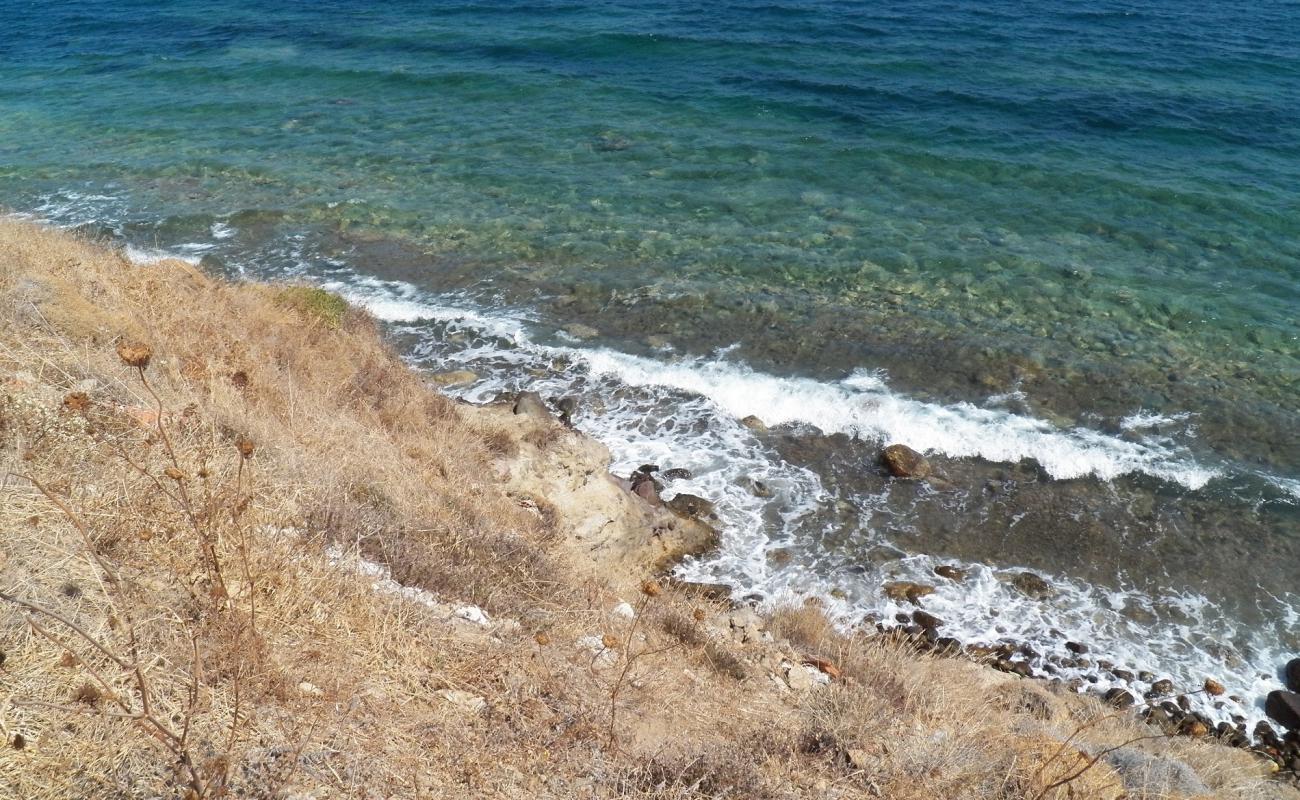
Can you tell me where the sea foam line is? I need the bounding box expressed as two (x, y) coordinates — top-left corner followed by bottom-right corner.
(332, 274), (1219, 491)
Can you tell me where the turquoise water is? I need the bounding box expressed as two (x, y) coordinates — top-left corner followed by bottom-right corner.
(2, 0), (1299, 729)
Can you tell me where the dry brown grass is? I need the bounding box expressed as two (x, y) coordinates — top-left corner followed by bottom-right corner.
(0, 219), (1292, 799)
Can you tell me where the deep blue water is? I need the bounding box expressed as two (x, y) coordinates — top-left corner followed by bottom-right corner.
(2, 0), (1299, 728)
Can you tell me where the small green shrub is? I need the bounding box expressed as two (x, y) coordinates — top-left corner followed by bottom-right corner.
(276, 286), (349, 329)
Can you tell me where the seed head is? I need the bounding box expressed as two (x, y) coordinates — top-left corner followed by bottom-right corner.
(73, 682), (101, 705)
(116, 341), (152, 369)
(59, 650), (78, 668)
(692, 607), (706, 622)
(534, 632), (550, 646)
(601, 633), (620, 650)
(11, 733), (24, 750)
(235, 436), (255, 459)
(230, 370), (250, 390)
(1204, 678), (1225, 697)
(641, 580), (662, 598)
(164, 467), (186, 481)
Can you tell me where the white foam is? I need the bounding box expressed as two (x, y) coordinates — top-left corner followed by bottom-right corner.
(123, 244), (202, 266)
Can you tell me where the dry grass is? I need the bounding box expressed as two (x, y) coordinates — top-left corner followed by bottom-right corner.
(0, 219), (1292, 799)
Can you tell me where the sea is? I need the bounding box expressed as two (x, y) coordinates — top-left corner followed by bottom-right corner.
(1, 0), (1297, 731)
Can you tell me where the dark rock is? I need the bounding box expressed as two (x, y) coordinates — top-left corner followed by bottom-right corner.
(1266, 691), (1300, 732)
(667, 493), (716, 521)
(1065, 641), (1089, 655)
(661, 468), (692, 481)
(880, 444), (931, 478)
(748, 479), (774, 499)
(1103, 688), (1136, 709)
(911, 610), (943, 631)
(554, 396), (578, 426)
(1150, 678), (1174, 696)
(933, 565), (967, 582)
(636, 463), (660, 475)
(1286, 658), (1300, 693)
(512, 391), (554, 422)
(632, 478), (661, 505)
(1138, 671), (1156, 682)
(740, 415), (767, 432)
(1010, 571), (1053, 599)
(1111, 669), (1134, 683)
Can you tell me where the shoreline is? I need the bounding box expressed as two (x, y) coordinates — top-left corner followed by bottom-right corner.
(2, 217), (1296, 798)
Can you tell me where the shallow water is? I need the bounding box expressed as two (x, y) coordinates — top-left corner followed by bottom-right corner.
(2, 0), (1298, 730)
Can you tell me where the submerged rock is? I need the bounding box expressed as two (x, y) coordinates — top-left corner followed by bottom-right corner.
(1010, 571), (1053, 599)
(740, 414), (767, 432)
(430, 369), (477, 387)
(880, 443), (931, 478)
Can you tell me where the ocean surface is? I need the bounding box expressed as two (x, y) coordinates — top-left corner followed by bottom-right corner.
(2, 0), (1297, 730)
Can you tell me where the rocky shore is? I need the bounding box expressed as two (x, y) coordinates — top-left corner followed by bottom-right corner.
(1, 218), (1296, 799)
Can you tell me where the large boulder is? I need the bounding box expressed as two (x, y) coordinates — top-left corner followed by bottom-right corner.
(667, 493), (716, 521)
(881, 444), (931, 478)
(513, 391), (554, 422)
(1265, 690), (1300, 731)
(1285, 657), (1300, 693)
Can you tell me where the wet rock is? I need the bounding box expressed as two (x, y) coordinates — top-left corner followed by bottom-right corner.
(660, 467), (692, 481)
(1286, 658), (1300, 693)
(667, 493), (716, 521)
(933, 565), (967, 582)
(564, 323), (599, 340)
(554, 396), (578, 426)
(1265, 691), (1300, 731)
(911, 610), (943, 631)
(1150, 678), (1175, 696)
(1103, 688), (1136, 709)
(430, 369), (477, 387)
(1111, 669), (1134, 683)
(1010, 571), (1053, 599)
(740, 415), (767, 432)
(512, 391), (554, 422)
(1065, 641), (1089, 655)
(748, 478), (773, 498)
(880, 443), (931, 478)
(882, 581), (935, 605)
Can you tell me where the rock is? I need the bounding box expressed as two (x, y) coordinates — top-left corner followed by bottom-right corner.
(564, 323), (599, 340)
(911, 610), (943, 631)
(740, 415), (767, 432)
(1103, 688), (1136, 709)
(512, 391), (554, 422)
(611, 602), (635, 620)
(430, 370), (477, 387)
(1265, 690), (1300, 731)
(1010, 571), (1053, 599)
(1150, 678), (1174, 696)
(1100, 747), (1209, 797)
(882, 581), (935, 605)
(453, 605), (491, 626)
(748, 478), (774, 498)
(1065, 641), (1089, 655)
(1203, 678), (1225, 696)
(880, 444), (930, 478)
(1286, 658), (1300, 693)
(802, 657), (842, 681)
(297, 681), (324, 697)
(632, 479), (661, 505)
(660, 468), (692, 481)
(437, 689), (487, 713)
(933, 565), (966, 582)
(784, 662), (829, 691)
(554, 396), (578, 426)
(667, 493), (716, 521)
